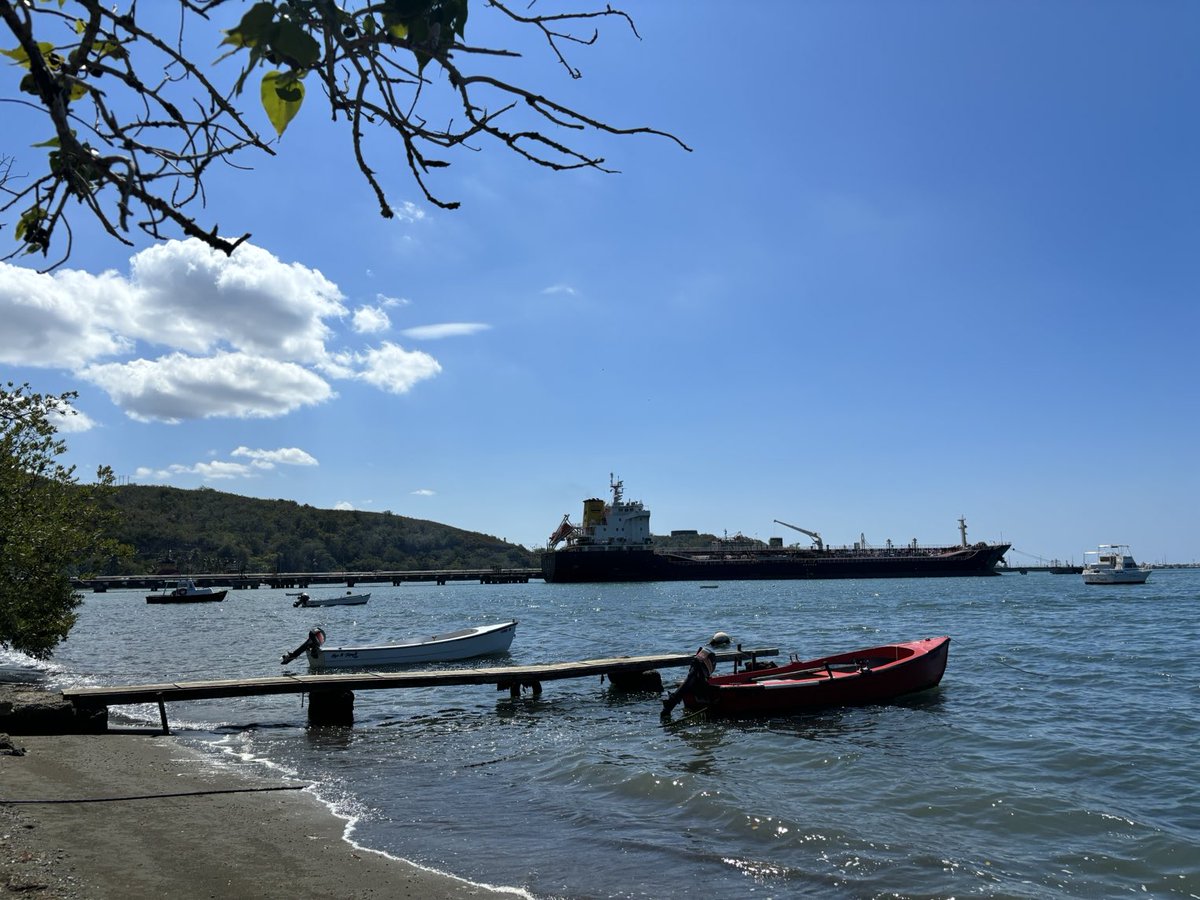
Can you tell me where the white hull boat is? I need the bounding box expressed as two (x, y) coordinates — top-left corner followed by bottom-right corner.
(281, 620), (518, 668)
(1081, 545), (1151, 584)
(293, 591), (370, 608)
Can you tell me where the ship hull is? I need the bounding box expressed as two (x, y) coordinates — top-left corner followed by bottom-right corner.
(541, 544), (1010, 583)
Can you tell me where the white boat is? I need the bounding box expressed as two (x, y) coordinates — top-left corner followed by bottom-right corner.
(281, 620), (518, 668)
(293, 590), (371, 608)
(146, 578), (227, 604)
(1081, 545), (1152, 584)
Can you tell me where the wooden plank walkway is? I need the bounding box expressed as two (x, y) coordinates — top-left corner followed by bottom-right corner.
(62, 647), (779, 731)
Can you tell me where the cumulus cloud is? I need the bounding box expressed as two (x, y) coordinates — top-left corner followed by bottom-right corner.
(135, 460), (255, 481)
(47, 404), (98, 434)
(334, 501), (355, 510)
(134, 445), (320, 484)
(401, 323), (491, 340)
(352, 305), (391, 334)
(231, 446), (319, 469)
(356, 342), (442, 394)
(0, 239), (454, 422)
(80, 351), (334, 423)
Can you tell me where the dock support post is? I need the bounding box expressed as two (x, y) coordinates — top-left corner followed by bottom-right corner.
(156, 693), (170, 735)
(606, 670), (663, 692)
(308, 688), (354, 726)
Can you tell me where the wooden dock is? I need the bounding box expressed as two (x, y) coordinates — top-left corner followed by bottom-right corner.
(62, 646), (779, 731)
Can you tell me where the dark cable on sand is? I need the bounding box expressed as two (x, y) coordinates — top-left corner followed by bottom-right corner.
(1, 784), (309, 804)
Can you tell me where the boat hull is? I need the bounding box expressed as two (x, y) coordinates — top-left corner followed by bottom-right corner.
(680, 636), (950, 717)
(310, 620), (517, 668)
(1082, 570), (1151, 584)
(296, 593), (370, 607)
(146, 590), (227, 604)
(542, 545), (1009, 583)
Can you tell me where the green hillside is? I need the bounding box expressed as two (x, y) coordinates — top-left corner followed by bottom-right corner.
(97, 485), (536, 575)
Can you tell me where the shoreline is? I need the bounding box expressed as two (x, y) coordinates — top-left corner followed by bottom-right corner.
(1, 730), (528, 899)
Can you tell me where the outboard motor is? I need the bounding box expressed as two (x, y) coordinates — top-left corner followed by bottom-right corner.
(292, 592), (310, 608)
(662, 647), (717, 715)
(281, 627), (325, 665)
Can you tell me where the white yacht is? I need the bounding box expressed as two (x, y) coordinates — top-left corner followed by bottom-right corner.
(1081, 545), (1151, 584)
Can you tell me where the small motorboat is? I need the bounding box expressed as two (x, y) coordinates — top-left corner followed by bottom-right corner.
(1081, 545), (1151, 584)
(145, 578), (227, 604)
(281, 620), (518, 668)
(293, 590), (371, 608)
(666, 636), (950, 717)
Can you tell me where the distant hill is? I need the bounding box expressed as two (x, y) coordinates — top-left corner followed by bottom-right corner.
(95, 484), (536, 576)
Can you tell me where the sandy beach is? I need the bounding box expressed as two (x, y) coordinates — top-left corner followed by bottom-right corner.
(1, 731), (524, 899)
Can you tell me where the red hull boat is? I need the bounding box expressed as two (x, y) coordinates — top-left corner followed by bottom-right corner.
(678, 636), (950, 717)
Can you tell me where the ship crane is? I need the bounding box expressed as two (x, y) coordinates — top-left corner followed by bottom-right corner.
(774, 520), (824, 551)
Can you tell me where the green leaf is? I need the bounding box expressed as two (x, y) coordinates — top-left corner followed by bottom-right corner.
(222, 2), (278, 50)
(260, 70), (304, 137)
(273, 20), (320, 68)
(2, 42), (56, 70)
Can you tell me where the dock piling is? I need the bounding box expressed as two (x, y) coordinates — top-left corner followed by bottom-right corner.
(308, 687), (355, 726)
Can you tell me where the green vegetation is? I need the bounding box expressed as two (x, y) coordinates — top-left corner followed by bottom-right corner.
(101, 484), (536, 575)
(1, 382), (125, 658)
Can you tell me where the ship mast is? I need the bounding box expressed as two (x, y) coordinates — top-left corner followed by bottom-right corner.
(610, 473), (623, 504)
(958, 516), (968, 548)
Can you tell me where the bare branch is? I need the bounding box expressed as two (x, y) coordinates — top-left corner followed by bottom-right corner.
(0, 0), (689, 268)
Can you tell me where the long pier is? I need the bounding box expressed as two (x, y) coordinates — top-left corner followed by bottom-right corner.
(62, 646), (779, 732)
(72, 568), (543, 592)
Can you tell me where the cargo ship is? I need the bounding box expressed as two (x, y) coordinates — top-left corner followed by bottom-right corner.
(541, 478), (1010, 583)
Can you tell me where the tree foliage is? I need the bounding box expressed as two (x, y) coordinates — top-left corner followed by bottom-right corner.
(0, 0), (687, 268)
(0, 382), (125, 659)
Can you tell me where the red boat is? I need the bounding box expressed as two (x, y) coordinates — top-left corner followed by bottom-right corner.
(675, 636), (950, 717)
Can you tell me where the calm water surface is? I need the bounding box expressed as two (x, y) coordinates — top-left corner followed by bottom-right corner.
(7, 572), (1199, 899)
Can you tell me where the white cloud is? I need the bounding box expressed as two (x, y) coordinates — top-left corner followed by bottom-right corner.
(134, 444), (319, 484)
(120, 240), (346, 362)
(411, 488), (436, 496)
(334, 501), (355, 510)
(541, 283), (578, 297)
(401, 322), (491, 340)
(231, 446), (319, 469)
(80, 351), (334, 423)
(135, 460), (256, 481)
(48, 405), (98, 434)
(0, 239), (453, 422)
(356, 342), (442, 394)
(352, 305), (391, 334)
(0, 264), (135, 367)
(391, 201), (426, 223)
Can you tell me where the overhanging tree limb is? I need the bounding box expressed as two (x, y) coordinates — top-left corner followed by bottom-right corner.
(0, 0), (690, 269)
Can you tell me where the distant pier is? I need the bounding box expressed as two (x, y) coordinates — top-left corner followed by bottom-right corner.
(72, 567), (543, 592)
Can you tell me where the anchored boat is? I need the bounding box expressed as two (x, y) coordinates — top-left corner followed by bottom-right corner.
(145, 578), (227, 604)
(542, 478), (1009, 583)
(293, 590), (371, 608)
(1081, 545), (1151, 584)
(281, 620), (518, 668)
(667, 636), (950, 717)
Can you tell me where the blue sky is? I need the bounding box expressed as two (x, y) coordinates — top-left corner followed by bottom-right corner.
(2, 2), (1197, 564)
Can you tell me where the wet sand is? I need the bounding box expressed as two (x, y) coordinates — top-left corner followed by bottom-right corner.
(1, 733), (524, 899)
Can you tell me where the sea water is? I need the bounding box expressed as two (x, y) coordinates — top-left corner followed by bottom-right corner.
(7, 572), (1198, 899)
